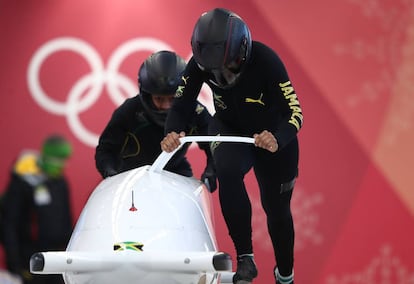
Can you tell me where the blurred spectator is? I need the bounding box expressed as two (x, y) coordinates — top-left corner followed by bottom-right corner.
(1, 135), (73, 284)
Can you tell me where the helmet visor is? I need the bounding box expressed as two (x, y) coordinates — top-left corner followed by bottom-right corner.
(196, 51), (244, 88)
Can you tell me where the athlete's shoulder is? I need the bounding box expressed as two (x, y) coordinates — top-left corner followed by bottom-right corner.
(181, 57), (204, 81)
(250, 41), (287, 76)
(252, 40), (276, 51)
(120, 95), (141, 109)
(186, 57), (199, 69)
(112, 95), (142, 115)
(251, 41), (281, 61)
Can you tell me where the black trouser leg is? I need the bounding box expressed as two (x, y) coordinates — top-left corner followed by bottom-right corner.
(214, 142), (254, 256)
(253, 147), (297, 277)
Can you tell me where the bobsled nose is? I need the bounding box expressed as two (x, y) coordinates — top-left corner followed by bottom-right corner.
(30, 252), (45, 272)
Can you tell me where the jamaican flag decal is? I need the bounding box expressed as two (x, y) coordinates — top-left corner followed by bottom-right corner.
(113, 241), (144, 251)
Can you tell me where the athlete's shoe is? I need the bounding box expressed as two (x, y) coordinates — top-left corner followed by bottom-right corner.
(275, 266), (294, 284)
(232, 255), (258, 284)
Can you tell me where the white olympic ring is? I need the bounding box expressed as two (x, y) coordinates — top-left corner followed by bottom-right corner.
(27, 36), (214, 148)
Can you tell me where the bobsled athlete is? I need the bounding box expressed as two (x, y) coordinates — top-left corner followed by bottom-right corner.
(95, 50), (217, 192)
(161, 8), (303, 284)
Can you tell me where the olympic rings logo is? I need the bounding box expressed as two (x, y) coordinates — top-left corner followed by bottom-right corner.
(27, 36), (213, 147)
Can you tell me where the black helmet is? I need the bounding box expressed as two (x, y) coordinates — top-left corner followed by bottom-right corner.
(138, 50), (186, 95)
(138, 51), (186, 127)
(191, 8), (252, 88)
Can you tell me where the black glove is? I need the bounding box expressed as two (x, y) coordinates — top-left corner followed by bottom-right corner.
(201, 166), (217, 193)
(103, 166), (118, 178)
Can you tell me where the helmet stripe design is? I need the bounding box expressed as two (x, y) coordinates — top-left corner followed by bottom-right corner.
(222, 16), (234, 66)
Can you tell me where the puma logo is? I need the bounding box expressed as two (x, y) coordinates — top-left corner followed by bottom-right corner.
(245, 93), (265, 106)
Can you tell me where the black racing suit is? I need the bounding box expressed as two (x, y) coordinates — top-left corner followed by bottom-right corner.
(95, 94), (214, 179)
(1, 151), (72, 284)
(165, 41), (303, 276)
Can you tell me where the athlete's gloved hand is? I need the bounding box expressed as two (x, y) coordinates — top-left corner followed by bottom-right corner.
(103, 166), (118, 178)
(201, 165), (217, 193)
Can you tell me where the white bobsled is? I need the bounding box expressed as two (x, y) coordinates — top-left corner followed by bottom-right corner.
(30, 136), (255, 284)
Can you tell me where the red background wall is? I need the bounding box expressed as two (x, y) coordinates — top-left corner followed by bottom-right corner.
(1, 0), (414, 283)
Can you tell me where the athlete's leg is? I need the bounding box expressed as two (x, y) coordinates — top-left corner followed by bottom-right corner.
(211, 139), (254, 254)
(253, 140), (298, 279)
(209, 118), (256, 255)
